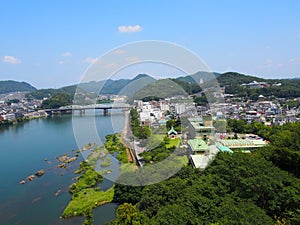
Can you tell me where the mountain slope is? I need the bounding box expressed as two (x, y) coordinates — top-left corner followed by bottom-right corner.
(0, 80), (36, 94)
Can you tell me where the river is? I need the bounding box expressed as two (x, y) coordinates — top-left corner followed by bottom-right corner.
(0, 110), (125, 225)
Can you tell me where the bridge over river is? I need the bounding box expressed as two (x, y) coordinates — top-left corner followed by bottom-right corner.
(44, 103), (132, 115)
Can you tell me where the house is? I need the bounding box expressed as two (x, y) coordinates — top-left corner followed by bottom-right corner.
(187, 138), (208, 155)
(187, 117), (215, 140)
(167, 126), (178, 139)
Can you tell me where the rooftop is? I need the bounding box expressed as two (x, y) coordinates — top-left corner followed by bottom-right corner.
(218, 139), (266, 148)
(187, 139), (208, 152)
(217, 145), (234, 153)
(167, 126), (178, 135)
(190, 155), (212, 169)
(187, 117), (215, 130)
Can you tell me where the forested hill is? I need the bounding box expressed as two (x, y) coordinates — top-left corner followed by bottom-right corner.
(0, 80), (36, 94)
(217, 72), (300, 98)
(21, 71), (300, 99)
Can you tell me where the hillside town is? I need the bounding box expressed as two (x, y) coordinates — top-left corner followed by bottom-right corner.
(1, 81), (300, 170)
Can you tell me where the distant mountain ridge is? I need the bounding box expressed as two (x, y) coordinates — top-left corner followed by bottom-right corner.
(4, 71), (300, 99)
(0, 80), (36, 94)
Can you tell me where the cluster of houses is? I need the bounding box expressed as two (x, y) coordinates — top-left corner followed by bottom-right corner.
(0, 97), (47, 121)
(132, 97), (270, 170)
(240, 80), (281, 88)
(213, 98), (300, 125)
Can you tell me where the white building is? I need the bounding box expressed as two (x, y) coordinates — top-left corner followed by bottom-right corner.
(175, 103), (186, 115)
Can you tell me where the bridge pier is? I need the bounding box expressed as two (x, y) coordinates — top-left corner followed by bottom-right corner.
(79, 109), (85, 116)
(103, 108), (109, 116)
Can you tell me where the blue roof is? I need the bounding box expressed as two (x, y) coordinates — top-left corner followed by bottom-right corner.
(168, 126), (178, 135)
(217, 145), (234, 153)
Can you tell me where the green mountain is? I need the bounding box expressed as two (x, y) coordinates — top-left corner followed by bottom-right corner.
(132, 78), (188, 100)
(24, 71), (300, 100)
(0, 80), (36, 94)
(26, 74), (156, 99)
(177, 71), (220, 84)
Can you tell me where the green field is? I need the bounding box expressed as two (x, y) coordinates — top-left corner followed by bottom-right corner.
(62, 187), (114, 218)
(165, 138), (180, 148)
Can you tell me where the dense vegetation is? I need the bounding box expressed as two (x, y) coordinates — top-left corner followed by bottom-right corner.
(132, 79), (188, 100)
(226, 119), (272, 139)
(217, 72), (300, 99)
(40, 92), (72, 109)
(227, 120), (300, 178)
(140, 137), (177, 164)
(26, 85), (76, 100)
(109, 152), (300, 224)
(105, 134), (128, 163)
(256, 122), (300, 178)
(106, 122), (300, 225)
(0, 80), (36, 94)
(166, 118), (181, 132)
(63, 161), (113, 225)
(130, 109), (151, 139)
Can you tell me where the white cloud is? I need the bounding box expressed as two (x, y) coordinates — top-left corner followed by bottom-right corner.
(61, 52), (72, 57)
(84, 57), (98, 64)
(58, 61), (65, 65)
(118, 25), (143, 33)
(2, 55), (22, 64)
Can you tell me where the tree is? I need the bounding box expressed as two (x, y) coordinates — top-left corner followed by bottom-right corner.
(41, 92), (72, 109)
(111, 203), (144, 225)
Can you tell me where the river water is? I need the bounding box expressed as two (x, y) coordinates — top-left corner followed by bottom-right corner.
(0, 110), (125, 225)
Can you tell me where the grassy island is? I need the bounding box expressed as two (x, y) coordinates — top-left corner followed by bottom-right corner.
(62, 161), (113, 221)
(62, 134), (133, 225)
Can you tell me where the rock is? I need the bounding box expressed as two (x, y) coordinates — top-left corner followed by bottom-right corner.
(35, 169), (45, 177)
(57, 163), (66, 168)
(19, 180), (26, 185)
(65, 157), (77, 163)
(55, 189), (62, 197)
(27, 175), (36, 181)
(57, 155), (68, 162)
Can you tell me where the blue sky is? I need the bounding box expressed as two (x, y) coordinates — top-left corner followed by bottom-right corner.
(1, 0), (300, 88)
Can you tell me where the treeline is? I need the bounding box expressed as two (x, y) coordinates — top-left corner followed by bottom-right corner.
(226, 119), (272, 139)
(109, 153), (300, 224)
(40, 93), (72, 109)
(26, 85), (76, 100)
(130, 109), (151, 139)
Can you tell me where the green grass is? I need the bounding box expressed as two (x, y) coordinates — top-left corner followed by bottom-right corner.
(165, 138), (180, 148)
(146, 134), (165, 149)
(62, 187), (114, 218)
(100, 157), (112, 167)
